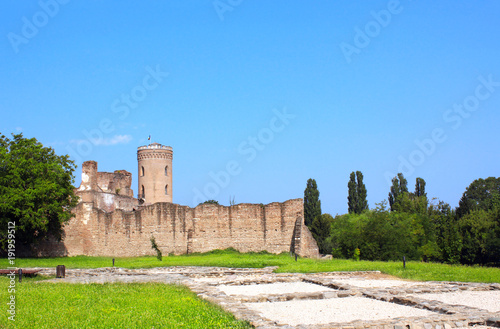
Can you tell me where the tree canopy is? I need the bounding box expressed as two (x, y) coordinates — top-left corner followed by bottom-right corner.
(456, 177), (500, 218)
(0, 133), (78, 250)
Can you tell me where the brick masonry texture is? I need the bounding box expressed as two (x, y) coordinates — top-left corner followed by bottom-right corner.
(32, 160), (320, 258)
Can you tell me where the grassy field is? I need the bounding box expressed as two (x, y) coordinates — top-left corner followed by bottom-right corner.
(1, 251), (498, 328)
(0, 276), (251, 329)
(2, 249), (499, 283)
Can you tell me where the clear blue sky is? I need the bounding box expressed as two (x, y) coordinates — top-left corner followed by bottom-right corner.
(1, 1), (499, 215)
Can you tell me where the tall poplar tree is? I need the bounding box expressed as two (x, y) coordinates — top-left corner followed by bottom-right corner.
(356, 171), (368, 213)
(304, 178), (321, 227)
(415, 177), (426, 197)
(348, 171), (368, 214)
(388, 173), (408, 211)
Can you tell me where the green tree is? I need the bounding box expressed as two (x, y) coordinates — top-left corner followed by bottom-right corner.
(415, 177), (426, 197)
(348, 171), (368, 214)
(356, 171), (368, 213)
(413, 177), (428, 213)
(388, 173), (408, 211)
(456, 177), (500, 218)
(304, 178), (321, 227)
(0, 133), (79, 250)
(347, 172), (357, 214)
(458, 208), (499, 265)
(310, 213), (333, 254)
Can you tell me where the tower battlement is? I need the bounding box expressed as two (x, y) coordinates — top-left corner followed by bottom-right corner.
(137, 143), (172, 151)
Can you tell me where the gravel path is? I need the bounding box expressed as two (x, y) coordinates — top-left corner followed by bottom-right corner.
(413, 290), (500, 312)
(245, 297), (435, 325)
(218, 282), (334, 296)
(330, 278), (420, 288)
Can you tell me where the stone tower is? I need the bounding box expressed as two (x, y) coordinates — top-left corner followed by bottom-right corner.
(137, 142), (173, 204)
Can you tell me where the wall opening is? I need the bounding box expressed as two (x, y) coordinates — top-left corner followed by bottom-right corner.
(165, 184), (168, 195)
(141, 166), (145, 176)
(165, 165), (168, 176)
(141, 185), (145, 198)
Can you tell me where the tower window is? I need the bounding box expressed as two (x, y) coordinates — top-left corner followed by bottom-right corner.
(141, 166), (145, 176)
(165, 165), (168, 176)
(141, 185), (145, 198)
(165, 184), (168, 195)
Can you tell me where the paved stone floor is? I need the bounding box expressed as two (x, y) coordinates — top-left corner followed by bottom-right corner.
(36, 267), (500, 328)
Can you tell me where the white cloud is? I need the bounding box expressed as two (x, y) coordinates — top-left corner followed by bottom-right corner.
(105, 134), (133, 145)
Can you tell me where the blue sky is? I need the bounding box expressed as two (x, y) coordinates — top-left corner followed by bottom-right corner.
(1, 1), (499, 215)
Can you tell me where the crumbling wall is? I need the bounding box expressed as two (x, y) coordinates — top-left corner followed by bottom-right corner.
(58, 198), (319, 258)
(97, 170), (133, 197)
(76, 161), (137, 212)
(35, 160), (320, 258)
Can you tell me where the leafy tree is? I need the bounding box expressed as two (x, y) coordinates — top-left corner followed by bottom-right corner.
(329, 210), (421, 261)
(388, 173), (408, 211)
(388, 175), (427, 213)
(348, 171), (368, 214)
(0, 133), (78, 250)
(458, 208), (499, 265)
(415, 177), (426, 197)
(304, 178), (321, 227)
(456, 177), (500, 218)
(310, 213), (333, 254)
(428, 200), (461, 264)
(412, 177), (428, 213)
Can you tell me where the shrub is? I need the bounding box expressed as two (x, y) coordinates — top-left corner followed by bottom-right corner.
(150, 236), (162, 261)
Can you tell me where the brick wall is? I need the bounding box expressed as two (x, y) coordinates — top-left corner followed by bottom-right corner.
(51, 197), (319, 258)
(97, 170), (133, 197)
(30, 160), (320, 258)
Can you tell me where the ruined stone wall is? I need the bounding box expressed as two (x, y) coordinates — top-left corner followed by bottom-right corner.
(76, 161), (138, 212)
(33, 160), (319, 258)
(97, 170), (133, 197)
(56, 198), (319, 258)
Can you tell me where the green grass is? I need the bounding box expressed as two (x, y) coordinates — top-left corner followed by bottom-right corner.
(1, 250), (498, 327)
(0, 276), (251, 329)
(276, 258), (500, 283)
(2, 249), (499, 283)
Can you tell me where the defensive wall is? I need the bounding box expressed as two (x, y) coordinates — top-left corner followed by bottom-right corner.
(31, 161), (320, 258)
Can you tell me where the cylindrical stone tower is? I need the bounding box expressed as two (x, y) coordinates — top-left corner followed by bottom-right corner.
(137, 142), (173, 204)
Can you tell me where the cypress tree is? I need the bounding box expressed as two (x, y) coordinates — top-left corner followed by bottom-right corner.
(304, 178), (321, 227)
(347, 172), (357, 214)
(356, 171), (368, 213)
